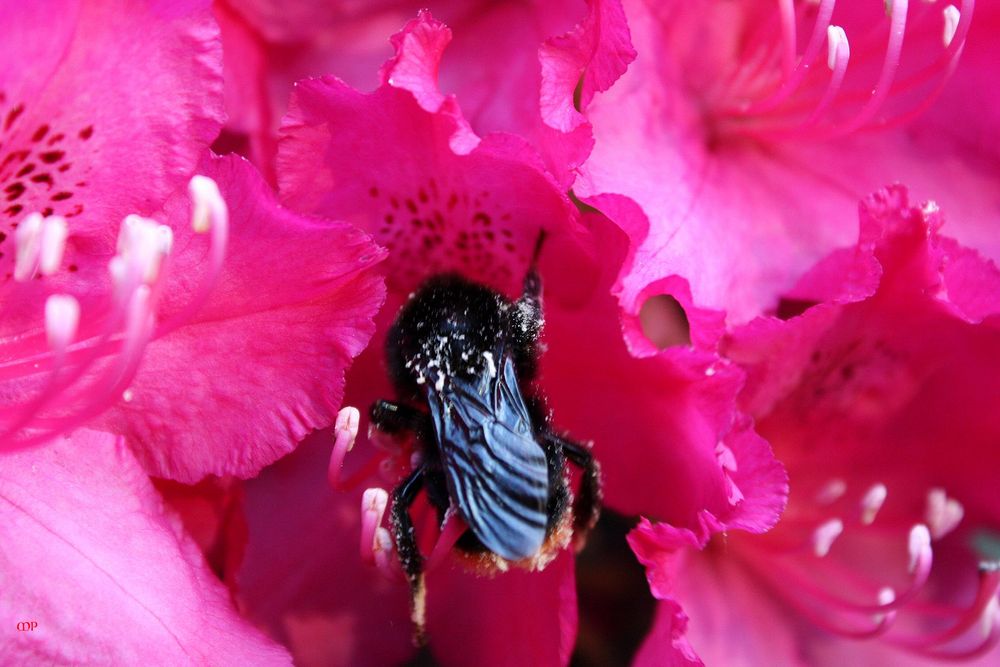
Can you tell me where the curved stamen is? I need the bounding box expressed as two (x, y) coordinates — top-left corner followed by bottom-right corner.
(860, 483), (888, 525)
(892, 563), (1000, 650)
(328, 406), (361, 490)
(734, 0), (837, 114)
(817, 0), (910, 137)
(360, 487), (400, 580)
(155, 174), (229, 337)
(0, 175), (230, 449)
(716, 0), (970, 142)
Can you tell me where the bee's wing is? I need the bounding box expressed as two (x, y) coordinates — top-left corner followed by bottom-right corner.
(427, 353), (549, 561)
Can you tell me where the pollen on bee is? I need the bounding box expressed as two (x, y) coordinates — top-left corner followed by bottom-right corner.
(482, 351), (496, 378)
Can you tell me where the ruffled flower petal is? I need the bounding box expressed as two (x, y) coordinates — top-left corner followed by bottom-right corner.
(220, 2), (604, 187)
(0, 0), (223, 248)
(91, 153), (386, 482)
(277, 12), (595, 302)
(642, 186), (1000, 664)
(0, 429), (290, 664)
(577, 0), (998, 327)
(545, 212), (787, 533)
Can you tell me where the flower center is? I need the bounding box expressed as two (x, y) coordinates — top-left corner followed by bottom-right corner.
(0, 175), (229, 450)
(702, 0), (973, 143)
(736, 481), (1000, 659)
(0, 93), (94, 256)
(367, 178), (534, 293)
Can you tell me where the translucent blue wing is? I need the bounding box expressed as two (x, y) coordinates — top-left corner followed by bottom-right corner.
(425, 352), (549, 560)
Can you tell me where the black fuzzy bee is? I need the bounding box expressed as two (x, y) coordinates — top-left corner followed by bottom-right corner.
(369, 246), (602, 642)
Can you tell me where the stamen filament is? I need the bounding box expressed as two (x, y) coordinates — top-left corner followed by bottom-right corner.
(0, 175), (230, 450)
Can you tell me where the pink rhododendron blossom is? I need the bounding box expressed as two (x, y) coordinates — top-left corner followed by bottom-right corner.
(573, 0), (1000, 326)
(90, 153), (386, 482)
(0, 0), (386, 482)
(214, 0), (633, 187)
(631, 187), (1000, 665)
(0, 0), (224, 449)
(0, 429), (290, 663)
(233, 12), (786, 665)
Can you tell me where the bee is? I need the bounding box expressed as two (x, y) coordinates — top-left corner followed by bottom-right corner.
(369, 239), (602, 642)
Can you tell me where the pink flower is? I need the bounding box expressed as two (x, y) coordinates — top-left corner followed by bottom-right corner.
(0, 0), (223, 449)
(214, 0), (633, 187)
(0, 1), (386, 482)
(630, 187), (1000, 664)
(0, 430), (291, 663)
(571, 0), (999, 326)
(234, 12), (786, 665)
(1, 1), (386, 658)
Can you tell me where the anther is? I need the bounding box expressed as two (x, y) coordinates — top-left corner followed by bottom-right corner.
(943, 5), (961, 47)
(328, 406), (361, 490)
(38, 216), (67, 276)
(817, 478), (847, 504)
(117, 214), (173, 283)
(908, 524), (932, 574)
(826, 25), (849, 70)
(360, 487), (390, 566)
(981, 595), (999, 639)
(860, 483), (888, 525)
(926, 488), (964, 539)
(13, 212), (43, 281)
(873, 587), (896, 624)
(813, 518), (844, 557)
(44, 294), (79, 351)
(189, 174), (227, 233)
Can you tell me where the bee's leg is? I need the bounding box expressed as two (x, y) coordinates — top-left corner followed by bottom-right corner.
(539, 436), (571, 537)
(390, 464), (429, 646)
(370, 399), (427, 435)
(542, 432), (603, 545)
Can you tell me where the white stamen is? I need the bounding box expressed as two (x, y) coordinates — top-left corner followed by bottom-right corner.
(908, 524), (932, 573)
(116, 215), (173, 283)
(44, 294), (80, 350)
(335, 406), (360, 451)
(14, 212), (43, 281)
(874, 587), (896, 623)
(981, 596), (999, 639)
(362, 487), (389, 516)
(122, 388), (134, 402)
(926, 488), (964, 539)
(826, 25), (849, 71)
(108, 255), (127, 288)
(813, 518), (844, 557)
(942, 5), (961, 47)
(188, 174), (226, 233)
(816, 478), (847, 505)
(38, 216), (68, 276)
(860, 483), (888, 525)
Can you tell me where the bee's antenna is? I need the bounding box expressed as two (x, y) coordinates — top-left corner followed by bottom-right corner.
(521, 229), (547, 304)
(529, 229), (547, 270)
